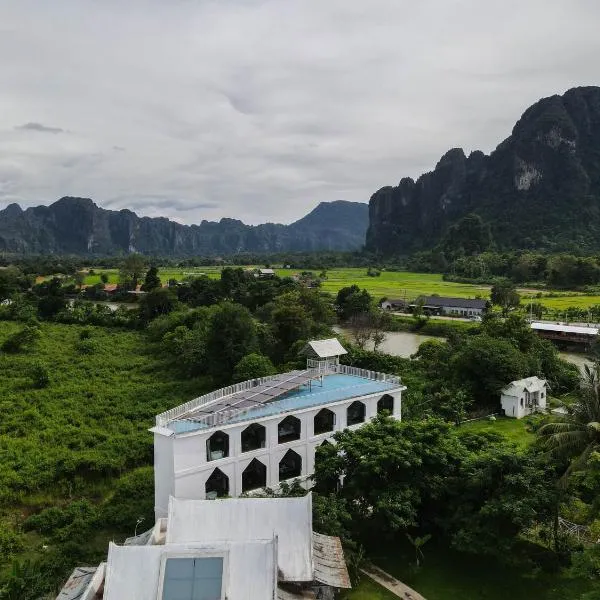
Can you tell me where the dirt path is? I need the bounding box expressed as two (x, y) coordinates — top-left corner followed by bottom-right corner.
(361, 565), (427, 600)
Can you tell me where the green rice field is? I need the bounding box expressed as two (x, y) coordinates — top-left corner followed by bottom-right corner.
(71, 266), (600, 310)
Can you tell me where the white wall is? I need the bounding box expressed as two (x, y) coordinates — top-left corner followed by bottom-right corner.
(440, 306), (484, 317)
(154, 432), (175, 518)
(501, 385), (547, 419)
(155, 388), (403, 517)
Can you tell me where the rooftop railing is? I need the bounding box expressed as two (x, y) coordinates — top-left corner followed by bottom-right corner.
(156, 364), (402, 428)
(155, 373), (285, 427)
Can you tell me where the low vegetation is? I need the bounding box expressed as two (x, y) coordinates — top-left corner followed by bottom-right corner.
(0, 263), (598, 599)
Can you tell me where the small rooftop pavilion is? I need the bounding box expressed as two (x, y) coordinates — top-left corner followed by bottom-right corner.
(302, 338), (348, 371)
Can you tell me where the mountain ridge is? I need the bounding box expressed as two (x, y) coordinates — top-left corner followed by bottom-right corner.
(366, 86), (600, 255)
(0, 198), (368, 255)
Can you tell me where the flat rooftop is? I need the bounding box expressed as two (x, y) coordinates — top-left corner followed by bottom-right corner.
(156, 366), (403, 435)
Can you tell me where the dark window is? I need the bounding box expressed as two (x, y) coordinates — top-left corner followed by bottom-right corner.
(278, 415), (301, 444)
(205, 468), (229, 499)
(377, 394), (394, 414)
(279, 449), (302, 481)
(314, 408), (335, 435)
(347, 401), (365, 426)
(242, 458), (267, 493)
(162, 556), (223, 600)
(241, 423), (266, 453)
(206, 431), (229, 462)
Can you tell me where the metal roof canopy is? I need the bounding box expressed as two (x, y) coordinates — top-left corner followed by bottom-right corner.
(531, 322), (599, 336)
(413, 296), (487, 309)
(184, 370), (321, 423)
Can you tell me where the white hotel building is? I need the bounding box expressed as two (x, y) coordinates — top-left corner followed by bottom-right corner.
(151, 339), (405, 519)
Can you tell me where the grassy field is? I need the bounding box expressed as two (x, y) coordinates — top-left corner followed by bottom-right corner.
(459, 416), (535, 449)
(0, 321), (209, 589)
(68, 266), (600, 310)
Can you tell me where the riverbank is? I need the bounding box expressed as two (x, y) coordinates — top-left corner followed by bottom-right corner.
(388, 315), (479, 337)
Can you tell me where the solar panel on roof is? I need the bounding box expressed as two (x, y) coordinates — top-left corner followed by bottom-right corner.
(181, 370), (321, 424)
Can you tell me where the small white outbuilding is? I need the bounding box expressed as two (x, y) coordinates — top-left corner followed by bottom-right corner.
(501, 376), (547, 419)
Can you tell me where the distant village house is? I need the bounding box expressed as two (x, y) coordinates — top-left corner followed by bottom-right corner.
(411, 296), (487, 317)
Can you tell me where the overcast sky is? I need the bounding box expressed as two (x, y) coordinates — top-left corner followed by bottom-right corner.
(1, 0), (599, 225)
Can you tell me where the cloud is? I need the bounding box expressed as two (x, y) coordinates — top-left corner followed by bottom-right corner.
(15, 122), (64, 134)
(0, 0), (599, 225)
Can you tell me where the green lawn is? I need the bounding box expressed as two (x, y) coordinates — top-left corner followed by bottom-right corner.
(459, 416), (535, 448)
(370, 543), (592, 600)
(340, 577), (400, 600)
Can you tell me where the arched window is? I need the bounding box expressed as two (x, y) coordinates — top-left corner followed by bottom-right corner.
(279, 449), (302, 481)
(377, 394), (394, 414)
(241, 423), (266, 453)
(314, 408), (335, 435)
(242, 458), (267, 493)
(205, 468), (229, 499)
(278, 415), (301, 444)
(347, 401), (366, 426)
(206, 431), (229, 461)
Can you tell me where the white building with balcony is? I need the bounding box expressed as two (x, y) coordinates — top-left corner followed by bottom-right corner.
(151, 339), (405, 519)
(500, 376), (547, 419)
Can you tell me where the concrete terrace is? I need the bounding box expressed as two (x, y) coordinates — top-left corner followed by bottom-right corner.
(157, 365), (403, 435)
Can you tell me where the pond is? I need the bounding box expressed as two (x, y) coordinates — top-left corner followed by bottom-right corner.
(335, 326), (593, 370)
(334, 327), (440, 358)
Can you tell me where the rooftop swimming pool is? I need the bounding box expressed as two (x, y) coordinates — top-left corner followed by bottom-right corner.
(169, 374), (401, 434)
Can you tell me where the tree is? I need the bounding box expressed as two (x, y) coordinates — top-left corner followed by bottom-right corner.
(491, 280), (520, 315)
(138, 288), (178, 322)
(233, 353), (276, 382)
(179, 276), (223, 307)
(445, 446), (555, 558)
(205, 302), (258, 381)
(100, 272), (109, 284)
(335, 285), (372, 321)
(314, 416), (464, 537)
(270, 302), (311, 352)
(33, 277), (67, 319)
(141, 266), (161, 291)
(538, 362), (600, 479)
(73, 272), (85, 289)
(432, 388), (471, 425)
(0, 267), (32, 300)
(119, 254), (147, 290)
(450, 335), (529, 404)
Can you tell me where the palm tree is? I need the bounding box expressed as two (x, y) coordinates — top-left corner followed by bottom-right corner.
(539, 362), (600, 477)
